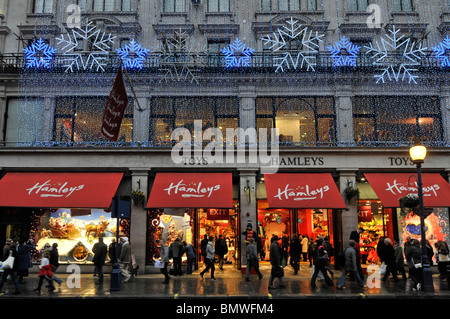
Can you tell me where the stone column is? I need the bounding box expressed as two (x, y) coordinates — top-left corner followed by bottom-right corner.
(335, 92), (354, 146)
(130, 168), (150, 273)
(132, 96), (150, 143)
(238, 169), (258, 268)
(440, 94), (450, 145)
(338, 169), (358, 246)
(239, 86), (256, 131)
(41, 96), (54, 142)
(0, 95), (5, 143)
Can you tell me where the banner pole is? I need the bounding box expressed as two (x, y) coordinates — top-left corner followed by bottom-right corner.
(120, 59), (144, 111)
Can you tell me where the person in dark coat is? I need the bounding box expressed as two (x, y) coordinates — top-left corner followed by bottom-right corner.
(200, 234), (209, 263)
(381, 238), (399, 282)
(406, 239), (422, 291)
(268, 235), (285, 289)
(289, 235), (301, 274)
(50, 243), (62, 286)
(310, 246), (334, 288)
(17, 238), (35, 283)
(215, 234), (228, 270)
(0, 242), (21, 294)
(92, 236), (108, 283)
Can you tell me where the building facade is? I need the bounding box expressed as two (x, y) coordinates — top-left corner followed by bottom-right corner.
(0, 0), (450, 273)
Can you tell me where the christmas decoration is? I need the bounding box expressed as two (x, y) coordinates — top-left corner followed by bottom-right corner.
(432, 35), (450, 67)
(159, 30), (207, 84)
(221, 38), (254, 68)
(261, 17), (324, 72)
(23, 38), (56, 69)
(116, 39), (149, 70)
(364, 26), (427, 84)
(56, 22), (116, 72)
(327, 36), (360, 67)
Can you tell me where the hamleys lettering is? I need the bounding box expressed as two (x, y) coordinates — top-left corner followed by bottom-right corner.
(274, 184), (330, 201)
(26, 180), (84, 198)
(164, 180), (221, 198)
(385, 180), (440, 197)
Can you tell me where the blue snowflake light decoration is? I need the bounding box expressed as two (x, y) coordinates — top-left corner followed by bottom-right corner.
(221, 38), (255, 68)
(432, 35), (450, 67)
(23, 38), (56, 69)
(116, 39), (149, 70)
(327, 36), (360, 67)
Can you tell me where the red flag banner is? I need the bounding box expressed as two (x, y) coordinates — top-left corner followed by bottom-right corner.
(101, 67), (128, 141)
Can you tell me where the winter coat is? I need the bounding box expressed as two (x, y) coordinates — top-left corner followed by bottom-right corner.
(215, 238), (228, 255)
(406, 245), (421, 268)
(246, 242), (259, 263)
(119, 242), (132, 263)
(185, 244), (196, 259)
(301, 237), (309, 253)
(270, 241), (282, 266)
(344, 246), (358, 272)
(205, 241), (215, 260)
(92, 242), (108, 267)
(289, 238), (301, 260)
(17, 243), (34, 270)
(394, 244), (405, 268)
(170, 239), (185, 258)
(160, 245), (170, 263)
(2, 247), (19, 271)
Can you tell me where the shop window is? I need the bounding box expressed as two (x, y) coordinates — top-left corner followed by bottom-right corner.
(256, 96), (336, 146)
(150, 97), (239, 146)
(53, 97), (134, 145)
(33, 209), (123, 263)
(352, 96), (443, 146)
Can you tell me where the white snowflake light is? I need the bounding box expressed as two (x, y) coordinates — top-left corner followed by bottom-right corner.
(432, 35), (450, 68)
(327, 36), (360, 67)
(221, 38), (254, 68)
(261, 17), (324, 72)
(117, 39), (149, 70)
(56, 22), (116, 72)
(23, 38), (56, 69)
(364, 26), (427, 84)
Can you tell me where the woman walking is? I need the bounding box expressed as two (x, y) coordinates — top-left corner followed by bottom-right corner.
(199, 236), (216, 282)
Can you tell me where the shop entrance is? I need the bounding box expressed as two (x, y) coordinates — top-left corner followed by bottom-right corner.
(257, 200), (336, 262)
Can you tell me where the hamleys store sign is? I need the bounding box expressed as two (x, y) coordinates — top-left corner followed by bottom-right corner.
(26, 180), (85, 198)
(163, 180), (221, 198)
(274, 184), (330, 201)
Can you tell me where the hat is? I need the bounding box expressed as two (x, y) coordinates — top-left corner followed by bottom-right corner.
(247, 220), (253, 228)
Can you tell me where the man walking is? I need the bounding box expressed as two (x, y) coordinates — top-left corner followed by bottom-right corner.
(337, 240), (364, 289)
(199, 236), (216, 282)
(245, 238), (263, 281)
(92, 236), (108, 283)
(118, 237), (132, 282)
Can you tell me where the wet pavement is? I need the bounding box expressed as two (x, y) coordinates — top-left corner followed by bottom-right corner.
(1, 262), (449, 300)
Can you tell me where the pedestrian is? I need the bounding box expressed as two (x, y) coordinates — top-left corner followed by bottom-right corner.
(376, 236), (387, 264)
(108, 238), (121, 264)
(310, 246), (334, 288)
(118, 237), (132, 282)
(435, 241), (450, 279)
(215, 234), (228, 270)
(307, 237), (315, 267)
(92, 236), (108, 283)
(0, 241), (21, 295)
(289, 234), (301, 274)
(159, 239), (170, 284)
(337, 240), (364, 289)
(169, 236), (185, 276)
(405, 239), (422, 291)
(245, 238), (263, 281)
(17, 238), (35, 283)
(426, 240), (434, 267)
(200, 234), (208, 263)
(199, 236), (216, 282)
(381, 238), (399, 282)
(281, 232), (289, 267)
(184, 241), (196, 275)
(404, 236), (412, 278)
(394, 240), (406, 279)
(301, 235), (309, 262)
(268, 235), (285, 289)
(2, 238), (12, 257)
(34, 249), (55, 294)
(49, 243), (63, 286)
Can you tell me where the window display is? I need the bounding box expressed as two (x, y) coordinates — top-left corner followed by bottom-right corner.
(34, 209), (121, 263)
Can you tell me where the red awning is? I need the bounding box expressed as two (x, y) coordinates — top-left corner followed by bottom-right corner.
(0, 172), (123, 209)
(146, 172), (233, 208)
(364, 173), (450, 207)
(264, 173), (346, 209)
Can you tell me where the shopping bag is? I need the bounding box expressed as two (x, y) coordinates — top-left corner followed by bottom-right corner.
(379, 262), (386, 276)
(154, 260), (165, 269)
(2, 251), (14, 270)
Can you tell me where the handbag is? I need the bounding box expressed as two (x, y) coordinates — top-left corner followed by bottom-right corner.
(379, 262), (386, 276)
(2, 251), (15, 270)
(412, 258), (422, 269)
(154, 260), (165, 269)
(271, 265), (284, 278)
